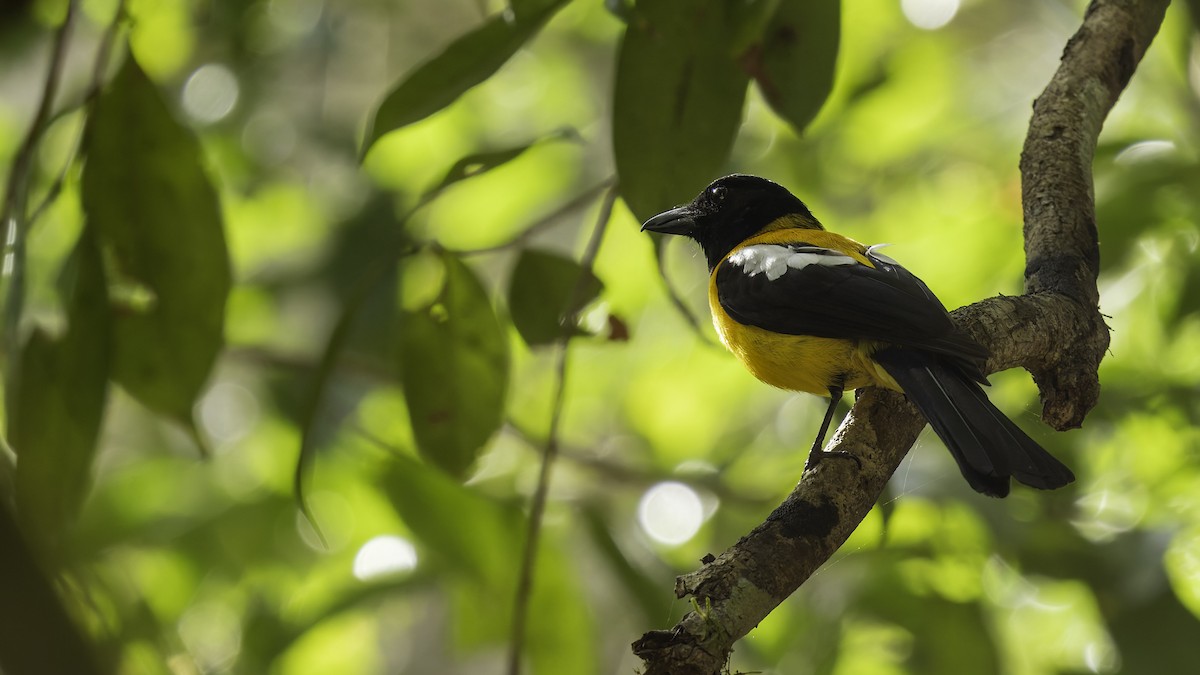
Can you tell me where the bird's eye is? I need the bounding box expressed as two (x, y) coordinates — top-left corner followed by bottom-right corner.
(710, 186), (727, 203)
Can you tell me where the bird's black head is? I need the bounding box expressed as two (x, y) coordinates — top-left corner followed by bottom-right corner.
(641, 175), (821, 271)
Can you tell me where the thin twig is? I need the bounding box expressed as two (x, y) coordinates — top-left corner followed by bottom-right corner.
(504, 420), (773, 508)
(88, 0), (128, 102)
(23, 107), (85, 230)
(653, 239), (719, 346)
(25, 0), (129, 232)
(506, 182), (619, 675)
(1, 0), (79, 363)
(450, 176), (615, 256)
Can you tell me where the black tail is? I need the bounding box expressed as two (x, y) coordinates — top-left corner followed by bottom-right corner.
(873, 348), (1074, 497)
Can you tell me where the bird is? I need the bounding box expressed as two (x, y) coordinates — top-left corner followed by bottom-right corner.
(641, 174), (1074, 497)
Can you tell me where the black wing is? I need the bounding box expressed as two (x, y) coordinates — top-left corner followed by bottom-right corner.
(715, 243), (988, 374)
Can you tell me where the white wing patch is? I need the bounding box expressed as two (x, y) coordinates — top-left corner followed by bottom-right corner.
(727, 244), (858, 281)
(866, 244), (900, 266)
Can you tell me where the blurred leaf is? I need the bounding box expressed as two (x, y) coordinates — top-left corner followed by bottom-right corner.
(508, 248), (603, 346)
(1175, 248), (1200, 321)
(604, 0), (633, 23)
(1185, 0), (1200, 33)
(66, 457), (272, 560)
(1165, 526), (1200, 620)
(1110, 584), (1200, 673)
(361, 0), (570, 155)
(399, 252), (509, 478)
(728, 0), (782, 54)
(613, 0), (749, 221)
(907, 600), (999, 675)
(1094, 152), (1200, 274)
(242, 570), (432, 674)
(293, 201), (418, 535)
(295, 135), (538, 526)
(510, 0), (572, 17)
(239, 598), (296, 675)
(9, 231), (109, 547)
(449, 577), (513, 650)
(527, 528), (598, 675)
(862, 563), (1000, 675)
(381, 452), (521, 589)
(742, 0), (840, 135)
(581, 505), (671, 622)
(425, 129), (577, 198)
(323, 195), (408, 370)
(0, 504), (104, 675)
(81, 54), (231, 431)
(443, 517), (596, 673)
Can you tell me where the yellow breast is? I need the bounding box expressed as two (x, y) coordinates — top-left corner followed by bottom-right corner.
(707, 230), (900, 396)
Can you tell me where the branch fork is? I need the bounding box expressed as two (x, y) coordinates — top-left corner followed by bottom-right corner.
(634, 1), (1169, 672)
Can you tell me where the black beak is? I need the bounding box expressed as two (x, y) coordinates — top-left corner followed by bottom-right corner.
(641, 205), (696, 236)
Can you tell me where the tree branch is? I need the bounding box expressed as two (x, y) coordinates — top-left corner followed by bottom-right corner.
(1016, 0), (1164, 429)
(632, 1), (1168, 672)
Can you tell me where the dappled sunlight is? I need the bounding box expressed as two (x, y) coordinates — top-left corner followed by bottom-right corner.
(1114, 139), (1178, 165)
(901, 0), (960, 31)
(1165, 528), (1200, 620)
(637, 481), (706, 546)
(182, 63), (240, 124)
(1072, 487), (1148, 543)
(353, 534), (418, 581)
(241, 110), (298, 166)
(198, 381), (262, 447)
(268, 0), (325, 37)
(984, 558), (1120, 674)
(178, 601), (244, 672)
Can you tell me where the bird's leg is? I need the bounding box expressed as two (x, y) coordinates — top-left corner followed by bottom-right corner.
(804, 385), (861, 471)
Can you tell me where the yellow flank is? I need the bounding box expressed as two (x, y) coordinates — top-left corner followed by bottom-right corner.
(707, 227), (902, 397)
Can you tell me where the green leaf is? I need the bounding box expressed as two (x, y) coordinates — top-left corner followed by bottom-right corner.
(613, 0), (749, 222)
(399, 252), (508, 478)
(10, 230), (109, 547)
(81, 54), (231, 431)
(728, 0), (783, 54)
(508, 248), (603, 346)
(743, 0), (840, 135)
(424, 129), (578, 198)
(381, 452), (521, 589)
(361, 0), (570, 156)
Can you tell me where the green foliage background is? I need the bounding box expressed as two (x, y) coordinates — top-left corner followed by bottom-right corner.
(2, 0), (1200, 673)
